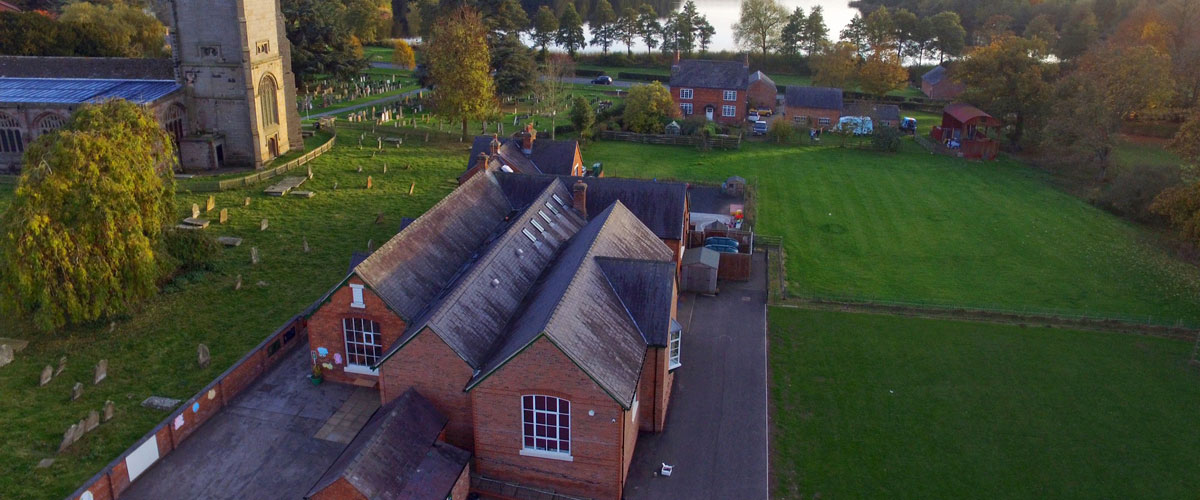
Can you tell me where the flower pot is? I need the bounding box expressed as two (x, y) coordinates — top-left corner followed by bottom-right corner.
(309, 374), (323, 386)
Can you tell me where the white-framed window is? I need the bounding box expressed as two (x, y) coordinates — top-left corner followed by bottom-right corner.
(0, 112), (23, 154)
(630, 393), (639, 423)
(818, 117), (832, 127)
(722, 105), (736, 117)
(679, 88), (693, 100)
(520, 395), (572, 460)
(681, 103), (693, 115)
(530, 218), (546, 233)
(349, 283), (366, 308)
(545, 201), (561, 216)
(723, 90), (737, 101)
(342, 317), (382, 374)
(669, 328), (681, 370)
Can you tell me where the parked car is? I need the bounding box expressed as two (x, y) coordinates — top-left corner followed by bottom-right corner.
(592, 75), (613, 85)
(836, 116), (874, 136)
(752, 120), (769, 136)
(755, 107), (774, 117)
(900, 117), (917, 135)
(747, 112), (761, 123)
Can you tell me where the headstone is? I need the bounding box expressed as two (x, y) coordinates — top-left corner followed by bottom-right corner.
(256, 280), (269, 287)
(357, 164), (363, 173)
(71, 382), (83, 401)
(58, 424), (78, 452)
(39, 365), (52, 386)
(55, 356), (66, 376)
(333, 181), (339, 190)
(382, 163), (387, 174)
(408, 182), (415, 195)
(219, 209), (228, 225)
(244, 197), (251, 207)
(85, 410), (99, 432)
(36, 458), (54, 468)
(141, 396), (182, 412)
(307, 165), (313, 180)
(260, 218), (268, 231)
(197, 344), (211, 369)
(0, 344), (12, 368)
(250, 247), (259, 265)
(303, 237), (310, 253)
(103, 400), (114, 422)
(205, 195), (215, 212)
(234, 274), (242, 290)
(191, 203), (200, 219)
(374, 212), (384, 224)
(182, 217), (210, 228)
(366, 176), (373, 190)
(72, 419), (85, 442)
(93, 359), (106, 385)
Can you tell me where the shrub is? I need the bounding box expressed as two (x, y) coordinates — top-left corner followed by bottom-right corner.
(623, 82), (677, 133)
(1100, 164), (1181, 223)
(768, 120), (794, 144)
(164, 228), (220, 272)
(871, 126), (902, 152)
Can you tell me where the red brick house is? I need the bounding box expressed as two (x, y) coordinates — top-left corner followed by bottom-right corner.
(921, 65), (965, 100)
(460, 123), (586, 183)
(306, 171), (685, 499)
(669, 57), (749, 124)
(785, 86), (844, 130)
(746, 70), (777, 110)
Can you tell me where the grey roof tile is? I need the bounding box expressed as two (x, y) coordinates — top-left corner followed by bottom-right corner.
(670, 59), (748, 89)
(785, 86), (844, 111)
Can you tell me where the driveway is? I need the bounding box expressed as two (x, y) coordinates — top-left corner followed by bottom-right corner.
(623, 251), (770, 499)
(120, 345), (367, 500)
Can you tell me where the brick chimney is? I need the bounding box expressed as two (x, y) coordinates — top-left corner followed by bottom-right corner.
(571, 179), (588, 218)
(475, 152), (490, 170)
(521, 123), (536, 154)
(490, 133), (501, 155)
(743, 52), (750, 69)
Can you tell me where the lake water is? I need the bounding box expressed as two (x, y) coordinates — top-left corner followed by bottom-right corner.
(579, 0), (858, 54)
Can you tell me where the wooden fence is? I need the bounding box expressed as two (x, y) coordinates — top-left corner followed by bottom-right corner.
(599, 130), (742, 149)
(182, 132), (337, 192)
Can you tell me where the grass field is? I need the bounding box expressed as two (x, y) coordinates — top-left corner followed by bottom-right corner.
(0, 128), (469, 499)
(586, 139), (1200, 324)
(769, 307), (1200, 498)
(576, 63), (925, 98)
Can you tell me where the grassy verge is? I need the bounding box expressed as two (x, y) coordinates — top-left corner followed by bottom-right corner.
(770, 307), (1200, 498)
(0, 130), (468, 499)
(586, 139), (1200, 323)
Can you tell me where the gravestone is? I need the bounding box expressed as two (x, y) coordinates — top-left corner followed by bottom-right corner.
(250, 247), (259, 265)
(197, 344), (211, 369)
(244, 197), (251, 207)
(55, 356), (66, 376)
(71, 382), (83, 401)
(36, 458), (54, 468)
(141, 396), (182, 411)
(356, 165), (363, 173)
(303, 237), (310, 253)
(366, 176), (373, 190)
(58, 424), (78, 452)
(382, 163), (387, 174)
(191, 203), (200, 219)
(0, 344), (12, 368)
(93, 359), (106, 384)
(234, 274), (242, 290)
(307, 165), (313, 180)
(217, 236), (242, 247)
(260, 218), (269, 231)
(205, 195), (215, 212)
(39, 365), (52, 386)
(257, 280), (269, 287)
(219, 209), (228, 225)
(374, 212), (384, 224)
(103, 400), (114, 422)
(85, 410), (99, 432)
(408, 182), (415, 195)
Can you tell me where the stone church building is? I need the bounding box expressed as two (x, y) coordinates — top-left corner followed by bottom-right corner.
(0, 0), (301, 173)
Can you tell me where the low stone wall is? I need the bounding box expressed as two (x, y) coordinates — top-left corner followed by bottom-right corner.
(65, 315), (310, 500)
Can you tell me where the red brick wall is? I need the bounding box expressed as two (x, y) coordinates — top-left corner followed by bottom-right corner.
(450, 463), (471, 500)
(309, 477), (366, 500)
(378, 327), (476, 450)
(109, 461), (131, 498)
(673, 87), (746, 124)
(785, 106), (842, 130)
(747, 80), (777, 109)
(923, 79), (964, 100)
(307, 276), (406, 386)
(471, 337), (627, 500)
(169, 385), (223, 445)
(78, 474), (113, 500)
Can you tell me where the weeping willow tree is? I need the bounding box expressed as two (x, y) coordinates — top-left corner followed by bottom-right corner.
(1, 100), (176, 331)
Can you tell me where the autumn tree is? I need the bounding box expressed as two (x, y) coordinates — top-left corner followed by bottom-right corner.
(1169, 114), (1200, 166)
(733, 0), (787, 60)
(1151, 182), (1200, 246)
(531, 5), (558, 56)
(857, 51), (908, 98)
(556, 3), (585, 57)
(392, 39), (416, 69)
(58, 1), (167, 58)
(283, 0), (368, 79)
(955, 35), (1054, 146)
(569, 96), (595, 140)
(0, 100), (176, 332)
(427, 7), (497, 137)
(623, 82), (678, 134)
(811, 41), (859, 89)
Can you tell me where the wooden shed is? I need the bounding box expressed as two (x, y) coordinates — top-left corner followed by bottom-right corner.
(681, 247), (720, 294)
(931, 103), (1001, 160)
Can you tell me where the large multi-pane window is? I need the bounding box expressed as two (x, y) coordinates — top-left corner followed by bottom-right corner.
(342, 317), (381, 372)
(723, 90), (737, 101)
(669, 329), (682, 369)
(521, 395), (571, 458)
(722, 105), (736, 117)
(680, 103), (693, 115)
(36, 114), (65, 137)
(679, 88), (693, 100)
(0, 112), (23, 154)
(164, 105), (185, 145)
(259, 75), (279, 128)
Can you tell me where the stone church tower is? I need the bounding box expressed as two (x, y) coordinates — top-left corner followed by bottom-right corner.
(160, 0), (303, 169)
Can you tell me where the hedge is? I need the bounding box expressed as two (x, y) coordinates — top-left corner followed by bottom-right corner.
(617, 72), (667, 82)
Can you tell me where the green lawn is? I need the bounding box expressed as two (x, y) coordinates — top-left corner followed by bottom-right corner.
(586, 139), (1200, 324)
(576, 64), (924, 98)
(0, 128), (469, 499)
(1112, 135), (1182, 169)
(770, 307), (1200, 499)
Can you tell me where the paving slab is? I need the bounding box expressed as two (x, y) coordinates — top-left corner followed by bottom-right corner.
(120, 344), (360, 500)
(624, 251), (769, 500)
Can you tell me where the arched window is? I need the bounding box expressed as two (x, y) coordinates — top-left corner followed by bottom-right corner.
(36, 114), (65, 137)
(258, 75), (279, 129)
(342, 317), (381, 374)
(163, 104), (185, 144)
(521, 395), (571, 457)
(0, 112), (23, 154)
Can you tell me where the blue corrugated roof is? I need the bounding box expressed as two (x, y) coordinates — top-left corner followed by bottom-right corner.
(0, 78), (180, 105)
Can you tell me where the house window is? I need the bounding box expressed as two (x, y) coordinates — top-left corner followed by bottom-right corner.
(681, 103), (693, 115)
(723, 90), (737, 101)
(795, 115), (808, 124)
(630, 393), (639, 423)
(669, 328), (681, 369)
(520, 395), (572, 460)
(349, 284), (365, 308)
(342, 317), (382, 373)
(679, 88), (693, 100)
(722, 105), (736, 117)
(0, 112), (23, 154)
(818, 117), (832, 127)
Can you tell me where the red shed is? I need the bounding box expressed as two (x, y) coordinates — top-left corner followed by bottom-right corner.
(931, 103), (1001, 160)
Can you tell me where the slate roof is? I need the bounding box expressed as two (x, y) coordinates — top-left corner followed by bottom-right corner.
(846, 103), (901, 122)
(465, 135), (580, 177)
(682, 246), (720, 269)
(785, 86), (844, 111)
(944, 103), (1000, 127)
(306, 388), (470, 500)
(596, 257), (677, 346)
(0, 56), (175, 80)
(922, 65), (949, 84)
(748, 70), (775, 88)
(670, 59), (749, 90)
(0, 78), (181, 105)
